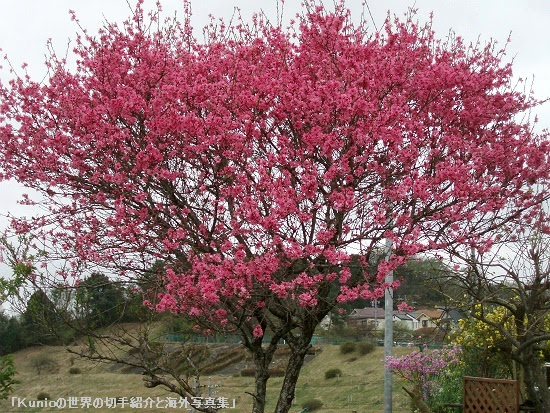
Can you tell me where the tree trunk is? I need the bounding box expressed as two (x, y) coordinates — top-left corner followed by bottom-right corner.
(274, 343), (310, 413)
(250, 346), (275, 413)
(402, 385), (433, 413)
(521, 354), (550, 413)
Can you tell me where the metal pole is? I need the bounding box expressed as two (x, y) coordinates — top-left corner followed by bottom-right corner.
(384, 236), (393, 413)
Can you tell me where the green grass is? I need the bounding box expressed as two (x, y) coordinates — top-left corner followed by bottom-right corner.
(1, 343), (413, 412)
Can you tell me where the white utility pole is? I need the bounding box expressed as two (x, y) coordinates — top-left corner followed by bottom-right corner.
(384, 236), (393, 413)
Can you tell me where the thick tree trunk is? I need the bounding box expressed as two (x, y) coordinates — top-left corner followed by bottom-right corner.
(251, 359), (269, 413)
(521, 355), (550, 413)
(273, 319), (321, 413)
(274, 345), (309, 413)
(250, 345), (276, 413)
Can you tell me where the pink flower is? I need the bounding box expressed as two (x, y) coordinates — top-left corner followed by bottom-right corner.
(252, 324), (264, 339)
(397, 301), (414, 312)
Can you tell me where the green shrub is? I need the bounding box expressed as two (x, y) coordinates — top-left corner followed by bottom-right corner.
(36, 392), (51, 401)
(240, 368), (256, 377)
(68, 367), (81, 374)
(324, 368), (342, 379)
(301, 398), (323, 411)
(0, 355), (19, 400)
(358, 342), (375, 355)
(268, 367), (286, 377)
(340, 341), (356, 354)
(426, 361), (467, 410)
(307, 346), (321, 355)
(274, 347), (292, 356)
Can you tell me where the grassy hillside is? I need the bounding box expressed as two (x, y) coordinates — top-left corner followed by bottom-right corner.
(1, 343), (412, 412)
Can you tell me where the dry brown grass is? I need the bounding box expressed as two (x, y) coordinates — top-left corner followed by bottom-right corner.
(1, 343), (413, 412)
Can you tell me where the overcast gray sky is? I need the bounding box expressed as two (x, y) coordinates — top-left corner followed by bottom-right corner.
(0, 0), (548, 225)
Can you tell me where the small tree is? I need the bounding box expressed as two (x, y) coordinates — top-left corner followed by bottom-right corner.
(75, 272), (126, 328)
(22, 290), (63, 346)
(445, 202), (550, 413)
(0, 355), (19, 400)
(451, 305), (515, 378)
(0, 312), (24, 355)
(30, 355), (59, 375)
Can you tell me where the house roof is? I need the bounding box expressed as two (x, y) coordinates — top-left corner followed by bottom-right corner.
(445, 309), (466, 322)
(393, 312), (415, 321)
(349, 307), (455, 322)
(348, 307), (383, 318)
(415, 309), (444, 319)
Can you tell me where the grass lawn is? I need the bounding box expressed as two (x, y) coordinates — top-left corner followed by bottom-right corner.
(1, 343), (413, 412)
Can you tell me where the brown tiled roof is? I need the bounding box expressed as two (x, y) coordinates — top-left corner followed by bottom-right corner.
(415, 309), (444, 319)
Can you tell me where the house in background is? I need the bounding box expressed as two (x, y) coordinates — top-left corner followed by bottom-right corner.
(438, 308), (466, 332)
(319, 313), (333, 330)
(392, 311), (420, 330)
(413, 308), (444, 328)
(347, 306), (385, 330)
(347, 307), (454, 332)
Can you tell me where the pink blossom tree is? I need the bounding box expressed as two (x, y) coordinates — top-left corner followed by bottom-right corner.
(0, 1), (548, 412)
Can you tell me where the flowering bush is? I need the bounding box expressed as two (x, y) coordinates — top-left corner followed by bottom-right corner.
(385, 346), (462, 412)
(453, 305), (512, 351)
(451, 305), (514, 378)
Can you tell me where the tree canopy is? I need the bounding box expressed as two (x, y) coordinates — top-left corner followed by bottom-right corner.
(75, 272), (126, 328)
(0, 2), (548, 412)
